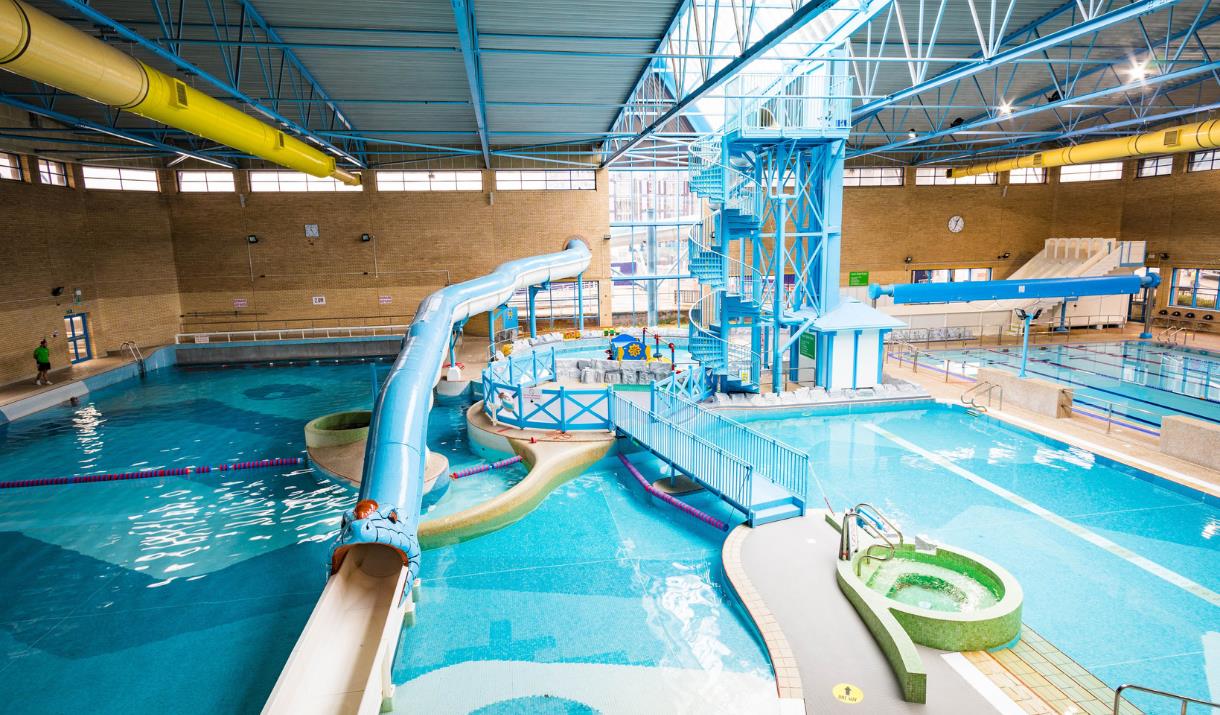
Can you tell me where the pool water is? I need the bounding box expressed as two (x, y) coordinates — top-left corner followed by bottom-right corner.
(736, 403), (1220, 714)
(927, 341), (1220, 427)
(391, 451), (775, 712)
(422, 394), (529, 520)
(865, 560), (999, 613)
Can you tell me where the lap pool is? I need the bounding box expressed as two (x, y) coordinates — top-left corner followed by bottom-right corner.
(922, 341), (1220, 428)
(733, 402), (1220, 714)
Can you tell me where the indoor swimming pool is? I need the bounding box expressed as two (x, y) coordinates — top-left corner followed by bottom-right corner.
(734, 402), (1220, 714)
(925, 341), (1220, 428)
(0, 361), (769, 713)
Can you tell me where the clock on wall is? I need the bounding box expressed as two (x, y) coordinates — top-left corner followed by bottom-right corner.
(947, 215), (965, 233)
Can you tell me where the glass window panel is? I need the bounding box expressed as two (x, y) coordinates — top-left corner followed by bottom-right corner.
(1007, 168), (1045, 184)
(915, 167), (997, 185)
(82, 166), (158, 191)
(1058, 162), (1124, 182)
(37, 158), (67, 186)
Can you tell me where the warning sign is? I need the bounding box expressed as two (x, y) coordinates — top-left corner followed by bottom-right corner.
(832, 683), (863, 704)
(522, 386), (544, 404)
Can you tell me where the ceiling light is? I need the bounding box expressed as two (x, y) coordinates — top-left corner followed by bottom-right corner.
(907, 128), (917, 139)
(998, 102), (1013, 116)
(1125, 62), (1149, 82)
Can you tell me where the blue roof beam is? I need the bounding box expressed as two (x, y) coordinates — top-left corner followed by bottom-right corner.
(450, 0), (492, 168)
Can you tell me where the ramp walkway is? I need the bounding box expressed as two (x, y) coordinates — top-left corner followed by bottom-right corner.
(611, 392), (807, 525)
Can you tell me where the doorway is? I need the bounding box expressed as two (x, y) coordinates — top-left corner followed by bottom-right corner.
(64, 313), (92, 363)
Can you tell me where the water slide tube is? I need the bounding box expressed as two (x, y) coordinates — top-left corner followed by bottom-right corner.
(264, 239), (592, 714)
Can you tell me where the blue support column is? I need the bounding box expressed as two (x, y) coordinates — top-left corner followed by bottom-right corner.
(577, 273), (585, 331)
(528, 282), (549, 339)
(1019, 313), (1034, 378)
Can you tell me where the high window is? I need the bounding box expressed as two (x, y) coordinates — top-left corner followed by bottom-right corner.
(37, 159), (68, 186)
(495, 169), (595, 191)
(0, 152), (22, 181)
(248, 170), (362, 192)
(915, 167), (997, 185)
(81, 166), (159, 191)
(1058, 162), (1123, 182)
(178, 170), (236, 193)
(375, 170), (482, 191)
(843, 167), (904, 187)
(1171, 268), (1219, 309)
(911, 268), (992, 284)
(1137, 156), (1173, 178)
(1188, 149), (1220, 173)
(1007, 167), (1045, 184)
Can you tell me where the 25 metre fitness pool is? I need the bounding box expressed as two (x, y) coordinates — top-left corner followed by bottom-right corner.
(923, 341), (1220, 428)
(734, 402), (1219, 714)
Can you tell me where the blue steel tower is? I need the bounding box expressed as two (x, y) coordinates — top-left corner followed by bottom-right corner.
(686, 53), (902, 395)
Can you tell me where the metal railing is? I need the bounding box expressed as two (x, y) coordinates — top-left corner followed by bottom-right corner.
(961, 381), (1003, 413)
(1112, 684), (1219, 715)
(119, 341), (146, 376)
(1073, 396), (1163, 435)
(611, 393), (756, 514)
(1157, 325), (1194, 345)
(648, 392), (810, 505)
(175, 324), (410, 344)
(724, 72), (852, 136)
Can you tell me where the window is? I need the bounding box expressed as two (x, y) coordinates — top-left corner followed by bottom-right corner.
(1137, 156), (1173, 178)
(609, 169), (700, 222)
(37, 159), (68, 186)
(375, 170), (482, 191)
(495, 169), (595, 191)
(0, 152), (21, 181)
(248, 170), (362, 192)
(843, 167), (904, 187)
(1007, 167), (1045, 184)
(1171, 268), (1219, 309)
(915, 167), (996, 185)
(506, 280), (600, 331)
(178, 170), (235, 193)
(1188, 149), (1220, 173)
(911, 267), (992, 284)
(1058, 161), (1123, 182)
(81, 166), (159, 191)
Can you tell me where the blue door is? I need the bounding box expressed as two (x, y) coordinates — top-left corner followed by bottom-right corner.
(64, 314), (92, 364)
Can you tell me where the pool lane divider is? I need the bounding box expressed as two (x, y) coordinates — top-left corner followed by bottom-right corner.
(450, 455), (523, 479)
(862, 423), (1220, 609)
(617, 453), (728, 531)
(1, 457), (305, 489)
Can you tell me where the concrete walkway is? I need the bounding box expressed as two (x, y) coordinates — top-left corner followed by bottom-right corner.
(0, 354), (136, 408)
(730, 513), (1010, 714)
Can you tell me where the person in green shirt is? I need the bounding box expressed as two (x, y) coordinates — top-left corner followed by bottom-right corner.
(33, 339), (52, 386)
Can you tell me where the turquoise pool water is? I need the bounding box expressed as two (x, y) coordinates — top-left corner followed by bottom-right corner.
(392, 449), (774, 711)
(0, 360), (385, 713)
(735, 403), (1220, 714)
(925, 341), (1220, 428)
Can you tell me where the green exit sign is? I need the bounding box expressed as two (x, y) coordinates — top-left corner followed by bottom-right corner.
(848, 271), (870, 287)
(799, 331), (817, 360)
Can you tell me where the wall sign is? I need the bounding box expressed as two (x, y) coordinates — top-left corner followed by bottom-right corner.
(799, 332), (817, 360)
(233, 298), (248, 309)
(522, 386), (544, 404)
(312, 296), (326, 305)
(848, 271), (870, 287)
(378, 295), (393, 305)
(304, 224), (320, 238)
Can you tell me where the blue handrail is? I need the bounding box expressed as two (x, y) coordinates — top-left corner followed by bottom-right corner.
(329, 240), (591, 591)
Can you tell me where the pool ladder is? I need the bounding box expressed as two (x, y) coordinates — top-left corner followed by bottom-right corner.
(1112, 683), (1218, 714)
(961, 381), (1003, 416)
(838, 503), (905, 576)
(120, 341), (146, 376)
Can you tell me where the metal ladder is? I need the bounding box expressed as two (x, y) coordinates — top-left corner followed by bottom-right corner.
(120, 341), (146, 376)
(961, 381), (1003, 416)
(838, 502), (905, 576)
(1112, 683), (1218, 714)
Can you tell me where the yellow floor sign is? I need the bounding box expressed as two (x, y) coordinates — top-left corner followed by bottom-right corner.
(832, 683), (863, 704)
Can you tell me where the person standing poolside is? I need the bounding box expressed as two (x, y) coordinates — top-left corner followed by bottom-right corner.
(33, 339), (52, 386)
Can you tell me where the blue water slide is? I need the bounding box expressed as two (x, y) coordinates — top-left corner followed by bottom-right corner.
(329, 239), (592, 589)
(868, 273), (1159, 304)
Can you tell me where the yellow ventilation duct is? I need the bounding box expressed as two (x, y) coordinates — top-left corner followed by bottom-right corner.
(947, 119), (1220, 178)
(0, 0), (359, 185)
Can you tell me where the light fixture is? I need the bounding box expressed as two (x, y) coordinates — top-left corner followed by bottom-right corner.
(998, 102), (1013, 116)
(1159, 252), (1170, 261)
(998, 251), (1012, 260)
(1125, 62), (1149, 82)
(360, 233), (372, 242)
(907, 128), (917, 139)
(1045, 90), (1062, 102)
(904, 256), (914, 264)
(246, 234), (259, 244)
(949, 117), (964, 128)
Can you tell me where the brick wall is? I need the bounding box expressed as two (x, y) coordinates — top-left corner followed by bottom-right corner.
(168, 169), (612, 334)
(0, 165), (180, 385)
